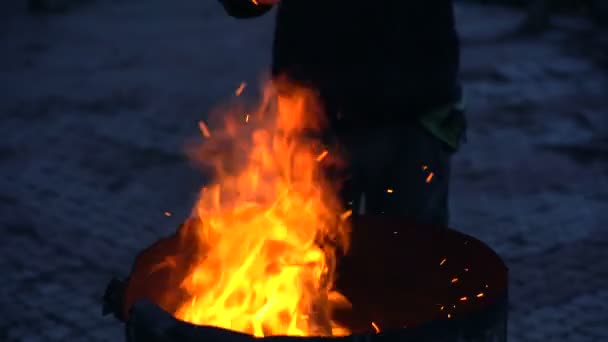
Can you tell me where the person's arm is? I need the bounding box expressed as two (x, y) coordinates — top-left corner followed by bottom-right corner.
(218, 0), (275, 19)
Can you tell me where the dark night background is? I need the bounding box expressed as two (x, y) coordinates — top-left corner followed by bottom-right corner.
(1, 0), (607, 341)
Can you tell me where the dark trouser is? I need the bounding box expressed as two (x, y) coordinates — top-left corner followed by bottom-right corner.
(336, 121), (454, 227)
(274, 78), (458, 227)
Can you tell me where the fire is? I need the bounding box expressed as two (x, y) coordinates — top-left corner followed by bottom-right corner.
(173, 80), (351, 337)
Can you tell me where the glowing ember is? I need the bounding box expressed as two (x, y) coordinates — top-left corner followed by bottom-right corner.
(164, 211), (172, 217)
(198, 121), (211, 138)
(451, 277), (459, 284)
(460, 297), (468, 302)
(386, 188), (394, 194)
(340, 210), (353, 221)
(476, 293), (485, 298)
(235, 82), (247, 96)
(316, 150), (329, 162)
(440, 258), (447, 266)
(170, 80), (351, 337)
(371, 322), (381, 333)
(425, 172), (434, 183)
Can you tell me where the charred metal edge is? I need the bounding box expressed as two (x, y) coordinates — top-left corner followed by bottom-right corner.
(106, 222), (509, 342)
(122, 287), (508, 342)
(126, 299), (364, 342)
(103, 267), (508, 341)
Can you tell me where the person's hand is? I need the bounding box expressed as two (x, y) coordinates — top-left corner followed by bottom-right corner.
(252, 0), (280, 5)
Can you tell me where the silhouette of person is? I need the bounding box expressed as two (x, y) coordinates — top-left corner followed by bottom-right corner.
(218, 0), (467, 226)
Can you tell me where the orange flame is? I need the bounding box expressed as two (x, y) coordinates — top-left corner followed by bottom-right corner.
(174, 80), (351, 337)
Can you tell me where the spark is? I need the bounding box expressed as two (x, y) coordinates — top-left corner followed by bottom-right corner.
(340, 210), (352, 221)
(440, 258), (447, 266)
(198, 121), (211, 138)
(476, 292), (485, 298)
(386, 188), (394, 194)
(245, 113), (250, 122)
(460, 296), (468, 302)
(451, 277), (459, 284)
(426, 172), (434, 183)
(164, 211), (172, 217)
(235, 82), (247, 96)
(371, 322), (380, 334)
(316, 150), (329, 162)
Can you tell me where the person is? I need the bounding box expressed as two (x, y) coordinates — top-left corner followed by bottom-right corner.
(217, 0), (467, 227)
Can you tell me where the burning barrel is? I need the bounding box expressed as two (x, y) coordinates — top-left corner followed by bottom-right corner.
(103, 215), (508, 342)
(103, 80), (507, 341)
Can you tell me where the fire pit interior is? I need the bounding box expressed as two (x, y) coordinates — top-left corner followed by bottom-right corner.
(104, 215), (507, 342)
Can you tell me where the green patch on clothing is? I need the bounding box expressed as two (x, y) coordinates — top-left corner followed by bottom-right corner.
(418, 95), (467, 151)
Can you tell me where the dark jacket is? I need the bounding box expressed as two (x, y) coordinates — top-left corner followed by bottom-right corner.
(219, 0), (460, 125)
